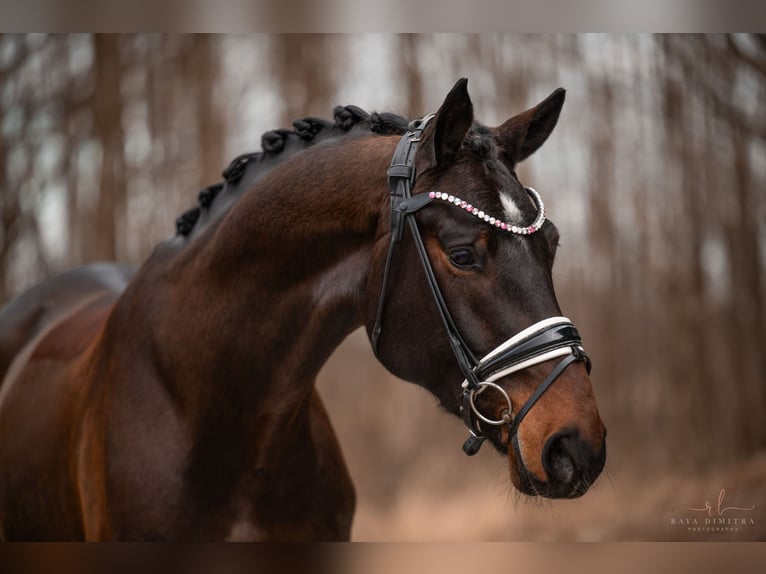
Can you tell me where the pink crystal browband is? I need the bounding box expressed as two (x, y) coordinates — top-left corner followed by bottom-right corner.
(427, 186), (546, 235)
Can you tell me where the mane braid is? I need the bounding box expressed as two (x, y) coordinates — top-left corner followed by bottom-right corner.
(173, 105), (409, 238)
(172, 108), (491, 239)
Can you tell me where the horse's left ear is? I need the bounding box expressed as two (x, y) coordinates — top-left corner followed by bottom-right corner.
(417, 78), (474, 172)
(496, 88), (566, 166)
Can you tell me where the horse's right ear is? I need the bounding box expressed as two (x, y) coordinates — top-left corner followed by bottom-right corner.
(416, 78), (474, 172)
(496, 88), (566, 166)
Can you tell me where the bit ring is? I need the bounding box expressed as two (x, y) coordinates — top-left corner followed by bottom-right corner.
(469, 381), (514, 426)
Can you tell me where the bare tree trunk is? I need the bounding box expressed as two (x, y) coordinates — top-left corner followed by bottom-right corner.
(62, 67), (82, 268)
(678, 60), (711, 456)
(145, 34), (173, 252)
(657, 36), (713, 463)
(272, 34), (333, 126)
(190, 35), (225, 188)
(0, 122), (15, 303)
(398, 34), (423, 117)
(725, 124), (766, 455)
(505, 35), (531, 180)
(586, 53), (619, 397)
(0, 41), (28, 302)
(88, 34), (126, 263)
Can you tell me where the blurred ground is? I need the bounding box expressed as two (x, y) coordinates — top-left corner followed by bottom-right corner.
(318, 329), (766, 541)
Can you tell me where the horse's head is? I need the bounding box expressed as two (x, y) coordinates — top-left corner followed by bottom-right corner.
(366, 79), (606, 499)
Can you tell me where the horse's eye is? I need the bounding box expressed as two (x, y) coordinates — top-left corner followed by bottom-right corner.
(449, 248), (476, 269)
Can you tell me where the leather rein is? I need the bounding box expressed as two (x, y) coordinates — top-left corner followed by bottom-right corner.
(371, 114), (591, 456)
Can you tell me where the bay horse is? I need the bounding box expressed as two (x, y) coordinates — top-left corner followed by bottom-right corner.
(0, 79), (606, 541)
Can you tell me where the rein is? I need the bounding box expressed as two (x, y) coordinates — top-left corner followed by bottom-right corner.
(371, 115), (591, 456)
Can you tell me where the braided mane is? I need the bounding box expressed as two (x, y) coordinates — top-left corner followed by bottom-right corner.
(174, 104), (498, 240)
(174, 106), (410, 239)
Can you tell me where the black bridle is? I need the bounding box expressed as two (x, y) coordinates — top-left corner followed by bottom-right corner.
(371, 115), (591, 456)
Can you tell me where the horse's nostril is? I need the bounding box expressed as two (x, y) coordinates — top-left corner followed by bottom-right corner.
(543, 432), (581, 485)
(549, 446), (576, 483)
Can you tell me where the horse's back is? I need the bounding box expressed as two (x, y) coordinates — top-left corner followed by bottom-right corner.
(0, 263), (135, 382)
(0, 263), (134, 540)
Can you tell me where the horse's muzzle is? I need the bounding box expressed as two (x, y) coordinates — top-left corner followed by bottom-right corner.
(515, 428), (607, 499)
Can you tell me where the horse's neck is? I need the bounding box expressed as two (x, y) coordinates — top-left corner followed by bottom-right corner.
(118, 134), (395, 425)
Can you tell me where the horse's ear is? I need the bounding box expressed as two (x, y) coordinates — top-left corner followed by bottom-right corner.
(496, 88), (565, 166)
(417, 78), (474, 171)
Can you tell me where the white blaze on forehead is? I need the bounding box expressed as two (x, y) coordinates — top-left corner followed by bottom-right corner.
(500, 192), (524, 224)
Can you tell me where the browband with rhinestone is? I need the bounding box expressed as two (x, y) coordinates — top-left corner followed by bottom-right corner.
(428, 186), (546, 235)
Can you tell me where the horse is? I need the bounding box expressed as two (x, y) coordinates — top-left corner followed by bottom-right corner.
(0, 78), (606, 541)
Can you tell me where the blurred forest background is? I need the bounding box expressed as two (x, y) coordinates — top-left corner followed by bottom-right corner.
(0, 34), (764, 540)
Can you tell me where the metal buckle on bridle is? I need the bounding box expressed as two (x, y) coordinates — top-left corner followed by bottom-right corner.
(406, 113), (435, 142)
